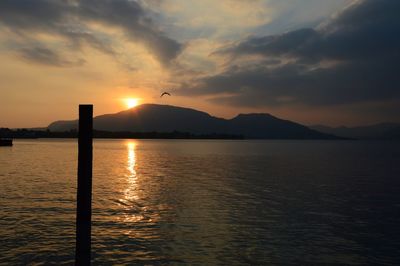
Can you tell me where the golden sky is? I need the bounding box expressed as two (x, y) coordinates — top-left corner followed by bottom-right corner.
(1, 0), (399, 128)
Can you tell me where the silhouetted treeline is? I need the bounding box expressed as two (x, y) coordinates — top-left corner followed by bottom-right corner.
(0, 128), (244, 140)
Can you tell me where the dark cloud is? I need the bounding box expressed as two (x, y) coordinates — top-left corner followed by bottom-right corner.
(215, 28), (319, 60)
(76, 0), (182, 64)
(182, 0), (400, 108)
(19, 46), (85, 67)
(217, 0), (400, 61)
(0, 0), (182, 66)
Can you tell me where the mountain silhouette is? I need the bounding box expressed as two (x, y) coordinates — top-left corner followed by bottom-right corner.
(48, 104), (341, 139)
(311, 123), (400, 140)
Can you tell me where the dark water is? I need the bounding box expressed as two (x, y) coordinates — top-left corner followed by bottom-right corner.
(0, 139), (399, 265)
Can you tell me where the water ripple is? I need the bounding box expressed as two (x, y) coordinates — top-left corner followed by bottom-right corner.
(0, 139), (399, 265)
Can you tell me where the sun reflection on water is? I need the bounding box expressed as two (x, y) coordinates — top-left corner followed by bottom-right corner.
(120, 141), (163, 235)
(127, 141), (137, 180)
(121, 141), (144, 223)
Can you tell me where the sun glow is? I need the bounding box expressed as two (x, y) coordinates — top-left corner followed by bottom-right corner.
(125, 98), (139, 109)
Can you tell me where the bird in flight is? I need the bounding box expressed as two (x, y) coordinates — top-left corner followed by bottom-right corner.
(160, 92), (171, 97)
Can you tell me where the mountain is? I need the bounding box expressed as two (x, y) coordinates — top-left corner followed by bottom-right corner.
(310, 123), (400, 140)
(48, 104), (341, 139)
(226, 113), (338, 139)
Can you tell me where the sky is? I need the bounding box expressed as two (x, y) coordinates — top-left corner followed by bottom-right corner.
(0, 0), (399, 128)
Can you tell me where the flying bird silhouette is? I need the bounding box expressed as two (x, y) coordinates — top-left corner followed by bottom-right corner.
(160, 92), (171, 97)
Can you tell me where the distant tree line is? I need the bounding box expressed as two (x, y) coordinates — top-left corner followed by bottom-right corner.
(0, 128), (244, 140)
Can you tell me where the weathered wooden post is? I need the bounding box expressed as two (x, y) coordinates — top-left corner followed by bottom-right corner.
(75, 104), (93, 265)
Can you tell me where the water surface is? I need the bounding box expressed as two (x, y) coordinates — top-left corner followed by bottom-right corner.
(0, 139), (399, 265)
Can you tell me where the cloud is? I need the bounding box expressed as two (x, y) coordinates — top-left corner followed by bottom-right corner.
(76, 0), (182, 64)
(179, 0), (400, 107)
(18, 46), (85, 67)
(0, 0), (182, 66)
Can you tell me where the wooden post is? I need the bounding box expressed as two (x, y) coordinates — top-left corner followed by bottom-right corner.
(75, 104), (93, 265)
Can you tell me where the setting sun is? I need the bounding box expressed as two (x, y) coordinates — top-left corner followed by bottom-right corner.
(125, 98), (139, 109)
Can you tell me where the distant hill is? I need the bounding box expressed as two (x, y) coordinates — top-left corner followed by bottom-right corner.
(310, 123), (400, 140)
(48, 104), (341, 139)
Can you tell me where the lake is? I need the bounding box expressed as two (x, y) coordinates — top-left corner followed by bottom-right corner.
(0, 139), (399, 265)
